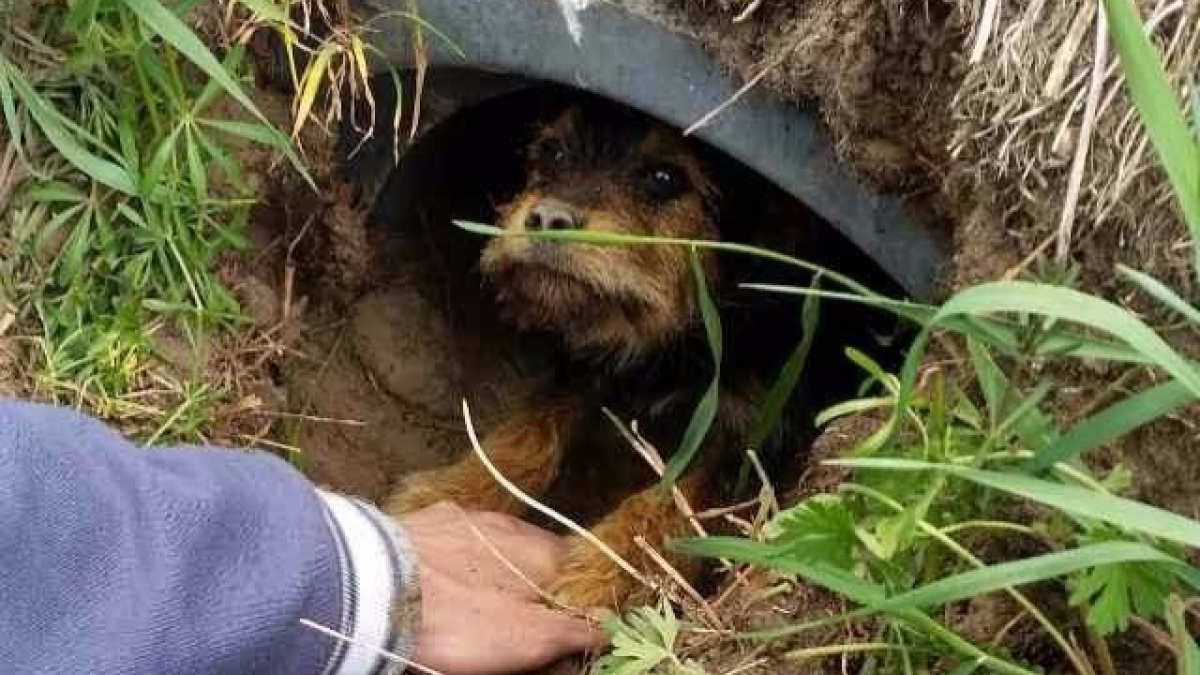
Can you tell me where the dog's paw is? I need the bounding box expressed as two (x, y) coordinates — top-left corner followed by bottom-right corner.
(382, 475), (452, 516)
(549, 538), (642, 612)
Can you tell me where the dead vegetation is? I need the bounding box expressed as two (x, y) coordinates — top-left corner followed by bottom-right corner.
(4, 0), (1200, 673)
(663, 0), (1199, 296)
(950, 0), (1200, 292)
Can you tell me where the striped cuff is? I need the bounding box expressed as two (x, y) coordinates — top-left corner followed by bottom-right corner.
(316, 491), (422, 675)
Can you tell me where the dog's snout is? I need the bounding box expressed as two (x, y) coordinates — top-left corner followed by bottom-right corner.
(524, 199), (583, 232)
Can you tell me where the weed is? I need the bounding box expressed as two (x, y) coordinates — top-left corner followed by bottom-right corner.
(0, 0), (297, 440)
(670, 0), (1200, 669)
(593, 601), (705, 675)
(456, 1), (1200, 672)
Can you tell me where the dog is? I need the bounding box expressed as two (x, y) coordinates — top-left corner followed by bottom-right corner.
(384, 97), (885, 611)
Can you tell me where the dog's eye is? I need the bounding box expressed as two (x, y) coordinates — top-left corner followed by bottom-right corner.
(535, 138), (568, 166)
(643, 163), (688, 201)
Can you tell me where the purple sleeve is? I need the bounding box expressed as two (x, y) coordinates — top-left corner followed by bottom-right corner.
(0, 399), (417, 675)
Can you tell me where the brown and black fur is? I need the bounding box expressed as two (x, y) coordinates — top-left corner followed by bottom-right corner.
(385, 97), (894, 611)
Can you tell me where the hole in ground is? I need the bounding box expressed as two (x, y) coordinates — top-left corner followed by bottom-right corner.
(276, 80), (908, 535)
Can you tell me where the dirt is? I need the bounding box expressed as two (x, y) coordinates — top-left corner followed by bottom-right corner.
(4, 1), (1195, 671)
(659, 0), (965, 225)
(0, 329), (20, 399)
(675, 416), (878, 675)
(690, 568), (855, 675)
(635, 7), (1200, 670)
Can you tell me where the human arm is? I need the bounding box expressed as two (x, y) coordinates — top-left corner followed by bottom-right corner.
(0, 399), (600, 675)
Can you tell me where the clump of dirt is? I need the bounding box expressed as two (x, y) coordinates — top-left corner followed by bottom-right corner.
(661, 0), (964, 201)
(949, 0), (1200, 295)
(661, 0), (1199, 297)
(690, 568), (854, 675)
(220, 73), (544, 498)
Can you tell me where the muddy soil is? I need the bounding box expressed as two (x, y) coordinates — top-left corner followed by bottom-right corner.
(224, 159), (517, 502)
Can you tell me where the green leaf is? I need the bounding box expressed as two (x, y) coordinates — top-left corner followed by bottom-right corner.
(1069, 551), (1175, 634)
(1167, 597), (1200, 675)
(27, 182), (88, 204)
(967, 336), (1007, 428)
(592, 602), (698, 675)
(748, 278), (821, 450)
(994, 380), (1054, 442)
(876, 541), (1180, 614)
(1102, 0), (1200, 263)
(116, 0), (314, 189)
(1118, 265), (1200, 327)
(969, 338), (1060, 451)
(65, 0), (102, 33)
(931, 282), (1200, 397)
(816, 396), (893, 427)
(199, 117), (293, 149)
(832, 458), (1200, 550)
(869, 507), (919, 561)
(184, 126), (208, 200)
(118, 0), (257, 118)
(0, 54), (137, 195)
(231, 0), (292, 25)
(673, 535), (887, 604)
(1028, 381), (1196, 471)
(453, 220), (888, 300)
(763, 494), (859, 569)
(662, 250), (722, 488)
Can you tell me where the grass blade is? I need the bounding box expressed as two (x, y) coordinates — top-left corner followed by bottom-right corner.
(931, 281), (1200, 396)
(662, 250), (722, 487)
(292, 45), (334, 137)
(0, 55), (136, 194)
(748, 277), (822, 451)
(1167, 597), (1200, 675)
(831, 458), (1200, 549)
(453, 220), (887, 300)
(1118, 264), (1200, 327)
(116, 0), (314, 188)
(672, 535), (886, 603)
(873, 541), (1181, 612)
(1028, 381), (1196, 471)
(1102, 0), (1200, 251)
(231, 0), (293, 25)
(675, 535), (1051, 675)
(199, 118), (295, 149)
(119, 0), (259, 119)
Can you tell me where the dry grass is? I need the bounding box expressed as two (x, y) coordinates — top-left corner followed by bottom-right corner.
(949, 0), (1200, 292)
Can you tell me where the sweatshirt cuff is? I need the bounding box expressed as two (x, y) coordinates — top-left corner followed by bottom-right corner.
(316, 491), (422, 675)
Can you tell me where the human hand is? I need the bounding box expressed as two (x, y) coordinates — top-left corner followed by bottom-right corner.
(399, 502), (606, 675)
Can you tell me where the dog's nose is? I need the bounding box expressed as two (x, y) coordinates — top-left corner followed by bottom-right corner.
(525, 199), (583, 232)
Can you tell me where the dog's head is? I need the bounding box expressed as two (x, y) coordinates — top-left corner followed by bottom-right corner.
(482, 102), (719, 364)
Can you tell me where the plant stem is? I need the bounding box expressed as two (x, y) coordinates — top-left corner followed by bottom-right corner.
(785, 641), (895, 660)
(846, 484), (1094, 675)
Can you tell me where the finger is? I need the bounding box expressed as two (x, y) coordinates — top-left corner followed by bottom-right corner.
(521, 605), (610, 664)
(414, 594), (606, 675)
(543, 609), (610, 653)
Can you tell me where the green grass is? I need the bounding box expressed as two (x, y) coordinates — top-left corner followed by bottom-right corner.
(4, 0), (1199, 671)
(462, 2), (1200, 672)
(0, 0), (306, 440)
(0, 0), (446, 439)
